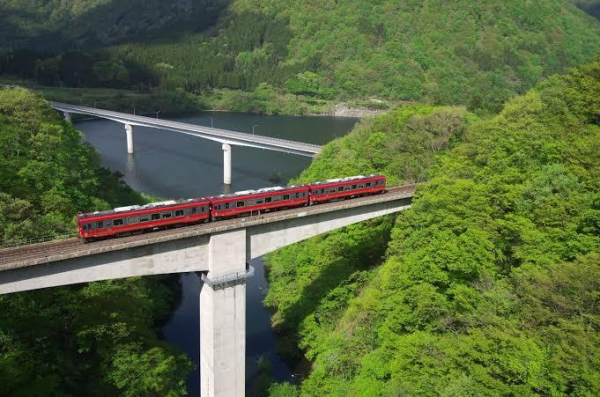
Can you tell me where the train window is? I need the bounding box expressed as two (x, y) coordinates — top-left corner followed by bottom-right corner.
(295, 193), (299, 198)
(265, 197), (272, 203)
(191, 208), (196, 214)
(162, 212), (171, 219)
(114, 219), (124, 226)
(352, 184), (357, 189)
(225, 203), (230, 209)
(97, 221), (104, 229)
(366, 182), (371, 187)
(338, 186), (344, 192)
(175, 210), (184, 217)
(201, 207), (205, 212)
(358, 184), (364, 188)
(256, 199), (263, 204)
(237, 201), (245, 207)
(140, 216), (150, 222)
(320, 189), (324, 194)
(283, 194), (290, 200)
(152, 213), (160, 220)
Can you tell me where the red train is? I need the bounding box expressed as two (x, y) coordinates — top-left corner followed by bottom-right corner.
(77, 174), (386, 242)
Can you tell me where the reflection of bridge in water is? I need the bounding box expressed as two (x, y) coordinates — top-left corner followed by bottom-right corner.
(0, 185), (416, 396)
(53, 102), (322, 185)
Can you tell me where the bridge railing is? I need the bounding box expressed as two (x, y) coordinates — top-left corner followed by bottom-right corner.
(52, 102), (322, 152)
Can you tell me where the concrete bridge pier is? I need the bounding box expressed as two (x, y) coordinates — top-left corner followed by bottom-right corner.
(222, 143), (232, 185)
(125, 124), (134, 154)
(200, 228), (246, 397)
(64, 112), (72, 123)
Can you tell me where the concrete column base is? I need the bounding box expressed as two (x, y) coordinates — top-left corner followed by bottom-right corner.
(200, 229), (246, 397)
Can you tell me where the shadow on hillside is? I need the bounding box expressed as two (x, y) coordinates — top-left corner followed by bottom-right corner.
(272, 221), (394, 364)
(1, 0), (232, 52)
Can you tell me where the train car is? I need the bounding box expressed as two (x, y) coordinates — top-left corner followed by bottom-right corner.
(307, 174), (386, 204)
(77, 198), (211, 242)
(210, 185), (310, 220)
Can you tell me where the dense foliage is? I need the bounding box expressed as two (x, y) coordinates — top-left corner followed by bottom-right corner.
(0, 88), (193, 395)
(0, 0), (228, 51)
(2, 0), (599, 113)
(265, 63), (600, 394)
(265, 104), (474, 360)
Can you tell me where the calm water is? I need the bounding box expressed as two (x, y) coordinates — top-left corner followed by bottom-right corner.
(75, 112), (357, 395)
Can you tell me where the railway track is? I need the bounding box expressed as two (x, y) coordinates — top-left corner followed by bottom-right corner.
(0, 184), (417, 270)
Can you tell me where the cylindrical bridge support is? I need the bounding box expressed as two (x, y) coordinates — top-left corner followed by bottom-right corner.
(125, 124), (134, 154)
(64, 112), (72, 123)
(222, 143), (232, 185)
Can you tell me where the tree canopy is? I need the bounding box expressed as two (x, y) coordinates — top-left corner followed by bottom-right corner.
(0, 88), (193, 395)
(264, 62), (600, 395)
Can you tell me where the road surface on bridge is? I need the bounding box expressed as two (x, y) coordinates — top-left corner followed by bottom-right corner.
(52, 101), (322, 156)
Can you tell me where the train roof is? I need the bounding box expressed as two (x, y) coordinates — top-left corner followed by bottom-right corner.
(78, 198), (209, 220)
(306, 174), (385, 186)
(210, 184), (306, 201)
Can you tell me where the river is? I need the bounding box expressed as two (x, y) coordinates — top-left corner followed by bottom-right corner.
(75, 111), (357, 395)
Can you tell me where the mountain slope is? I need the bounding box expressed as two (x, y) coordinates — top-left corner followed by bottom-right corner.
(103, 0), (600, 111)
(265, 62), (600, 395)
(2, 0), (599, 112)
(0, 0), (228, 51)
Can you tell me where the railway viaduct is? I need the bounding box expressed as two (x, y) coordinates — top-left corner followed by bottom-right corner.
(0, 185), (416, 397)
(52, 102), (321, 185)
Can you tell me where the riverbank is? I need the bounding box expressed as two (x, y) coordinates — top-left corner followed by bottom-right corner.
(0, 76), (392, 118)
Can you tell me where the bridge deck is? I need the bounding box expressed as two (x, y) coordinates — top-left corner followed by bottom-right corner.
(0, 185), (416, 271)
(52, 102), (322, 155)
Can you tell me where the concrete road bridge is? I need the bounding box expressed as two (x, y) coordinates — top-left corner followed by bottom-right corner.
(52, 102), (322, 185)
(0, 184), (417, 396)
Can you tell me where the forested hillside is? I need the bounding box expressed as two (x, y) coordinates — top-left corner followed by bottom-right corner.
(1, 0), (599, 113)
(0, 88), (192, 395)
(0, 0), (228, 51)
(264, 63), (600, 395)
